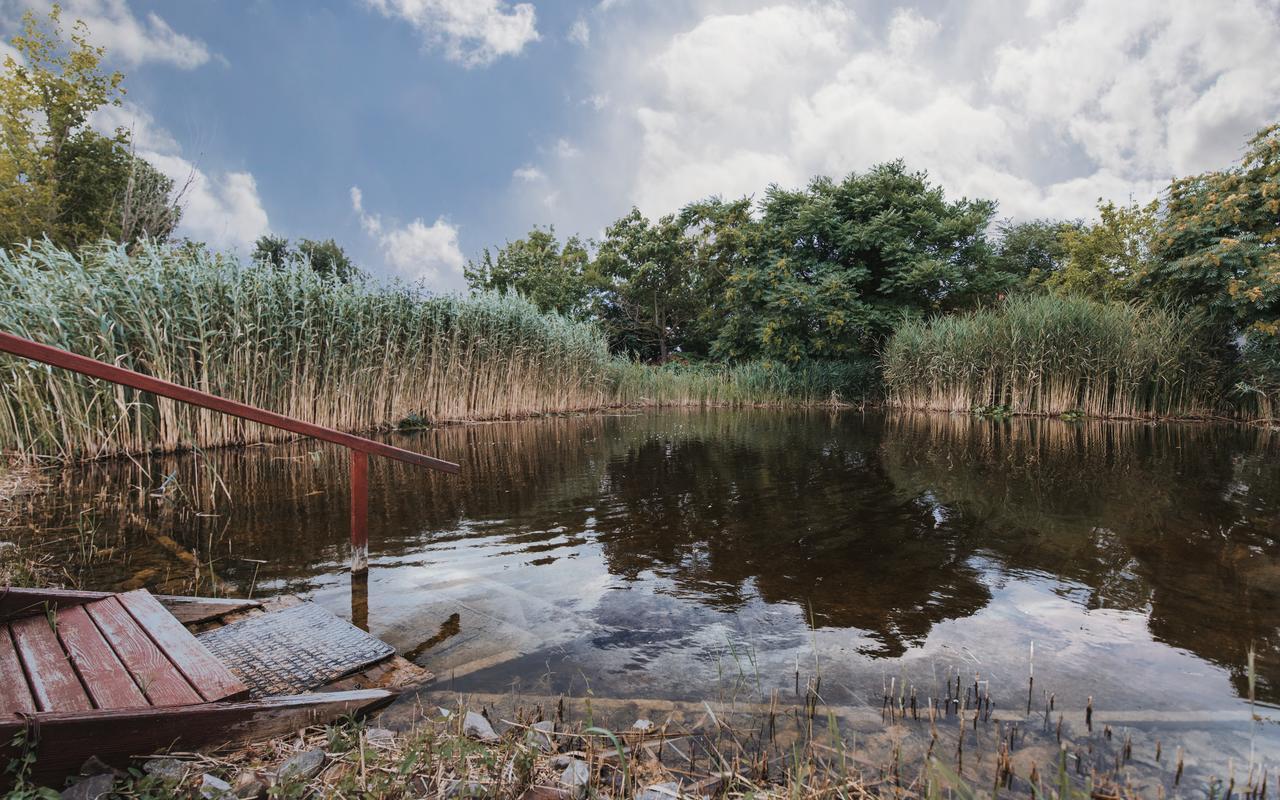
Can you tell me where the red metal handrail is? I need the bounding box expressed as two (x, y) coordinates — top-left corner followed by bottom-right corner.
(0, 330), (460, 573)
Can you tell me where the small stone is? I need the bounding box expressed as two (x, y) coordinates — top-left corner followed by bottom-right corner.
(525, 720), (555, 752)
(78, 756), (125, 778)
(638, 782), (682, 800)
(463, 710), (499, 741)
(200, 774), (235, 799)
(558, 758), (591, 798)
(142, 758), (190, 782)
(550, 754), (573, 769)
(632, 718), (655, 732)
(365, 727), (395, 743)
(60, 774), (114, 800)
(232, 770), (266, 799)
(274, 747), (325, 782)
(442, 778), (487, 798)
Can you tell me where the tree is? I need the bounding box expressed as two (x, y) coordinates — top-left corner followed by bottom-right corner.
(1046, 199), (1158, 301)
(993, 218), (1082, 289)
(0, 6), (178, 249)
(595, 209), (702, 362)
(714, 162), (998, 362)
(1145, 123), (1280, 336)
(252, 235), (361, 282)
(464, 226), (596, 318)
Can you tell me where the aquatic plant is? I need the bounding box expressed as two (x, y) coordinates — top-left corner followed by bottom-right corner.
(0, 242), (868, 461)
(882, 294), (1220, 419)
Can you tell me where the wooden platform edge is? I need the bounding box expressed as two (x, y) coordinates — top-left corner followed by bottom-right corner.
(0, 689), (395, 787)
(1, 587), (262, 625)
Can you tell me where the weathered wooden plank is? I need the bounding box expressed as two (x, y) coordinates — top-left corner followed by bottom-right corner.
(9, 614), (92, 712)
(56, 605), (148, 710)
(0, 689), (394, 787)
(117, 590), (247, 702)
(2, 587), (263, 625)
(0, 626), (36, 714)
(86, 597), (201, 707)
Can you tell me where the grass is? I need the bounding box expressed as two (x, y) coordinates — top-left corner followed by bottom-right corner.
(882, 294), (1220, 419)
(0, 242), (880, 462)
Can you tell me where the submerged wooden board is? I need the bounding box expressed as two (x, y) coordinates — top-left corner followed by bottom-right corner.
(85, 597), (202, 707)
(0, 689), (395, 787)
(117, 590), (247, 703)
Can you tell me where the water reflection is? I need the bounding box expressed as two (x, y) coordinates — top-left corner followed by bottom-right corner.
(7, 410), (1279, 707)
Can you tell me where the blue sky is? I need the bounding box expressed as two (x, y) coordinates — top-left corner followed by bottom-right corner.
(5, 0), (1280, 292)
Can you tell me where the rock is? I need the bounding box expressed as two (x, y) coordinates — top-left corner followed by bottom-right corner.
(558, 758), (591, 798)
(274, 747), (325, 783)
(78, 756), (125, 778)
(365, 727), (395, 744)
(525, 720), (555, 752)
(442, 778), (487, 798)
(632, 718), (655, 732)
(232, 770), (267, 799)
(550, 754), (574, 769)
(200, 774), (235, 799)
(463, 710), (499, 741)
(638, 782), (682, 800)
(518, 788), (573, 800)
(60, 774), (113, 800)
(142, 757), (191, 782)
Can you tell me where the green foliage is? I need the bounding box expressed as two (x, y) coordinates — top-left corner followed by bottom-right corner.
(1047, 199), (1159, 300)
(252, 235), (361, 282)
(993, 218), (1082, 288)
(0, 6), (178, 249)
(609, 357), (878, 406)
(712, 161), (999, 363)
(595, 208), (703, 361)
(464, 226), (596, 318)
(1146, 123), (1280, 336)
(883, 294), (1218, 418)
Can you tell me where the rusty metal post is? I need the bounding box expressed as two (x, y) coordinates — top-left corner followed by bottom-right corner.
(350, 449), (369, 575)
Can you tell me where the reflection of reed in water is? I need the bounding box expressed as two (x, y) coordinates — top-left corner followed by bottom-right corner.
(880, 412), (1280, 702)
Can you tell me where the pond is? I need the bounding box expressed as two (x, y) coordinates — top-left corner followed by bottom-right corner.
(8, 410), (1280, 745)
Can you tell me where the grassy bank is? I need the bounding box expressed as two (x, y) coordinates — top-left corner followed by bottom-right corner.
(882, 295), (1220, 419)
(0, 243), (868, 462)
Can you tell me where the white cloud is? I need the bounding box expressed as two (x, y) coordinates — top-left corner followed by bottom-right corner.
(553, 138), (580, 158)
(364, 0), (539, 67)
(512, 165), (546, 182)
(518, 0), (1280, 234)
(568, 17), (590, 47)
(91, 103), (269, 251)
(350, 186), (465, 287)
(12, 0), (211, 68)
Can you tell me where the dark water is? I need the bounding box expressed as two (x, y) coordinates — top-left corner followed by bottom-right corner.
(9, 410), (1280, 727)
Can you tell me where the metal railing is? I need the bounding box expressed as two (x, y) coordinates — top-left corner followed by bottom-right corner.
(0, 331), (461, 574)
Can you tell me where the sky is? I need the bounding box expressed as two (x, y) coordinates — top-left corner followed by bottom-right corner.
(4, 0), (1280, 293)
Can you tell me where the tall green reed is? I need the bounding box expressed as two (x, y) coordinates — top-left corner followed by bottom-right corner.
(881, 294), (1219, 419)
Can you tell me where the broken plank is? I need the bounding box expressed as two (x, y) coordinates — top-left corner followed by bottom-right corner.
(117, 590), (246, 702)
(56, 605), (148, 710)
(9, 614), (91, 712)
(0, 626), (35, 714)
(86, 597), (201, 707)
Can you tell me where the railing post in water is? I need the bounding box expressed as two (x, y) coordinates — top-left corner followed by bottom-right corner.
(350, 449), (369, 575)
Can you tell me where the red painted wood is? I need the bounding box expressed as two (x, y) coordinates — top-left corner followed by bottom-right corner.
(56, 605), (148, 710)
(0, 626), (35, 714)
(9, 614), (92, 712)
(117, 590), (247, 702)
(1, 587), (262, 624)
(0, 331), (460, 474)
(0, 689), (393, 787)
(85, 597), (201, 707)
(351, 449), (369, 573)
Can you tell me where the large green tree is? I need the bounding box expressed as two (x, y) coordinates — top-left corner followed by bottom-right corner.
(1045, 199), (1158, 301)
(595, 209), (703, 361)
(0, 7), (179, 249)
(252, 235), (361, 282)
(464, 226), (596, 319)
(714, 161), (998, 362)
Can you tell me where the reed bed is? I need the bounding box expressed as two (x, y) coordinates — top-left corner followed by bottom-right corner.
(0, 242), (619, 460)
(882, 295), (1219, 418)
